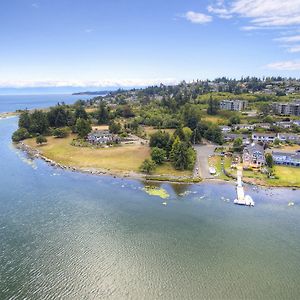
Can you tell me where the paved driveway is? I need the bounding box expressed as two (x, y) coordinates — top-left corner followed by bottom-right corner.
(193, 144), (217, 179)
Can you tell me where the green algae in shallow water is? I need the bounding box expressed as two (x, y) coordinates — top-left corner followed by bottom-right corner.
(143, 186), (170, 199)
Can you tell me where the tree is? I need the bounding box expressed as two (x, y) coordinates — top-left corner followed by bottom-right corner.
(47, 106), (73, 127)
(265, 153), (274, 168)
(118, 105), (135, 118)
(182, 104), (200, 130)
(233, 137), (243, 152)
(170, 137), (196, 170)
(258, 103), (271, 116)
(75, 105), (88, 120)
(273, 138), (280, 146)
(36, 135), (47, 145)
(207, 94), (219, 115)
(109, 121), (122, 134)
(149, 131), (170, 149)
(76, 118), (92, 138)
(204, 125), (223, 145)
(12, 128), (30, 142)
(139, 159), (156, 174)
(29, 110), (49, 134)
(97, 102), (110, 124)
(53, 127), (69, 138)
(18, 111), (31, 130)
(229, 115), (240, 126)
(151, 147), (166, 164)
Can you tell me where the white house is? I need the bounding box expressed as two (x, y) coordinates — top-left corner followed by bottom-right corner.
(251, 133), (277, 143)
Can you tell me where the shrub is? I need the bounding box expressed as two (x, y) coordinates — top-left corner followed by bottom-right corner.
(36, 135), (47, 145)
(140, 159), (156, 174)
(53, 127), (69, 138)
(12, 128), (30, 142)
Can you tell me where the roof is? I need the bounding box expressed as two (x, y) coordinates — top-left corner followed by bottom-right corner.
(244, 143), (264, 155)
(272, 152), (300, 160)
(252, 132), (276, 137)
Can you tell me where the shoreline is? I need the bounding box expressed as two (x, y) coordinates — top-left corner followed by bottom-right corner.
(15, 141), (300, 189)
(16, 141), (200, 184)
(0, 112), (19, 119)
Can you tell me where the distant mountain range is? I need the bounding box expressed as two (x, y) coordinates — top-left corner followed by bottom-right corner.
(72, 90), (111, 96)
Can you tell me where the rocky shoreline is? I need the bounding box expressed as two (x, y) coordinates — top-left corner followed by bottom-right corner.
(16, 141), (139, 178)
(15, 141), (299, 188)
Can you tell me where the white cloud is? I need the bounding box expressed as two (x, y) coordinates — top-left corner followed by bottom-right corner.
(275, 35), (300, 43)
(208, 0), (300, 27)
(0, 79), (179, 88)
(266, 60), (300, 71)
(31, 3), (39, 8)
(184, 11), (212, 24)
(287, 46), (300, 53)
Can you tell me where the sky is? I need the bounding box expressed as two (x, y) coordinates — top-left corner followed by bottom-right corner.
(1, 0), (300, 93)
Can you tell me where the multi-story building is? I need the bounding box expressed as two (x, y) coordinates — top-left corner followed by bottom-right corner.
(219, 100), (248, 111)
(272, 101), (300, 116)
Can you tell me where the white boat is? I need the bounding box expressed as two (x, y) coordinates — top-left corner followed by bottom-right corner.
(209, 167), (216, 175)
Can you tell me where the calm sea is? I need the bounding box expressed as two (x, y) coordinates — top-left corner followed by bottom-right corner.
(0, 94), (99, 113)
(0, 112), (300, 298)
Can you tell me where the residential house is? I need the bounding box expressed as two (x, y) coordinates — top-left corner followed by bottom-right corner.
(252, 133), (277, 143)
(224, 133), (250, 145)
(254, 123), (272, 130)
(272, 152), (300, 167)
(243, 143), (265, 169)
(275, 121), (293, 129)
(219, 125), (232, 133)
(87, 130), (120, 145)
(233, 124), (255, 131)
(293, 120), (300, 127)
(277, 133), (300, 144)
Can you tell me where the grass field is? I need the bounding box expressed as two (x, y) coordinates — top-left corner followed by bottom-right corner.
(155, 162), (192, 177)
(144, 126), (175, 138)
(267, 166), (300, 187)
(25, 135), (150, 173)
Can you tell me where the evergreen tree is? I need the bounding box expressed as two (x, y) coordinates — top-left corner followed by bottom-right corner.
(76, 118), (92, 138)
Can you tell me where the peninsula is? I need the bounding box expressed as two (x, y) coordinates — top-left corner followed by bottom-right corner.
(12, 77), (300, 187)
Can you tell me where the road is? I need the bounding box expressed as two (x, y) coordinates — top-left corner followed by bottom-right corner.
(193, 144), (217, 179)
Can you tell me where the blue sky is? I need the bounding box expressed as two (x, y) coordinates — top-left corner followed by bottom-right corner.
(1, 0), (300, 92)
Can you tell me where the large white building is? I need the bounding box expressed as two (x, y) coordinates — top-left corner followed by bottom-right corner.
(220, 100), (248, 111)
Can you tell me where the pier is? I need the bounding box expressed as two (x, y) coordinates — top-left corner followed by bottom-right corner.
(234, 166), (255, 206)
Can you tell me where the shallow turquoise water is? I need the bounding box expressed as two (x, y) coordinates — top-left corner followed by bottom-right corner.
(1, 117), (300, 299)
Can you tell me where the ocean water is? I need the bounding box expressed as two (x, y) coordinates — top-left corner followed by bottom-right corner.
(0, 94), (98, 113)
(1, 118), (300, 299)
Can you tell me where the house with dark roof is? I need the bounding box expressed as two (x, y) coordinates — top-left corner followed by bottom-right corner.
(272, 151), (300, 167)
(243, 143), (265, 169)
(277, 133), (300, 144)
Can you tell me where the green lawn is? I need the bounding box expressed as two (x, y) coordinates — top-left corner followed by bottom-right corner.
(208, 155), (232, 180)
(154, 162), (192, 177)
(267, 166), (300, 187)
